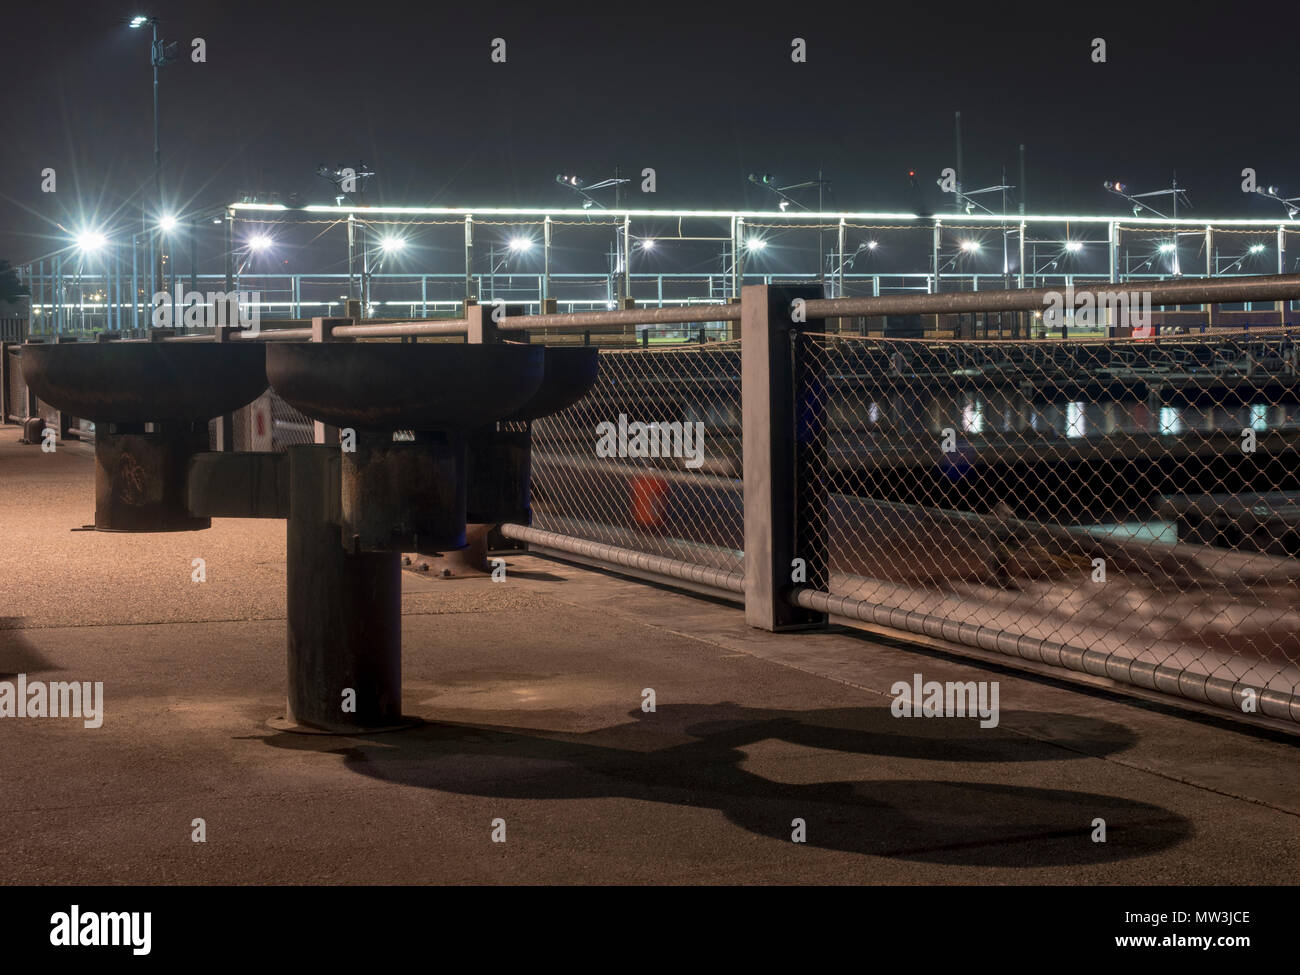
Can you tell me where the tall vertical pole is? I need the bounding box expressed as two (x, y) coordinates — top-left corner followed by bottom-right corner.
(131, 239), (139, 330)
(1018, 144), (1026, 217)
(735, 217), (746, 294)
(346, 214), (356, 301)
(837, 218), (846, 298)
(223, 209), (234, 292)
(932, 220), (942, 294)
(464, 214), (475, 304)
(954, 111), (963, 213)
(543, 215), (552, 301)
(622, 215), (631, 304)
(1279, 224), (1288, 324)
(1018, 220), (1026, 291)
(817, 168), (825, 291)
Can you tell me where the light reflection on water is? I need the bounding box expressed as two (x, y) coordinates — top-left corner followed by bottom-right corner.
(1073, 520), (1179, 545)
(851, 392), (1299, 439)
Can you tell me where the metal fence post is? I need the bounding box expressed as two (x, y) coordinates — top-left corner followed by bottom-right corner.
(741, 283), (828, 631)
(310, 314), (352, 444)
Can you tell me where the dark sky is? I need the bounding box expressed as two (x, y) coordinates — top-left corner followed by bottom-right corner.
(4, 0), (1297, 266)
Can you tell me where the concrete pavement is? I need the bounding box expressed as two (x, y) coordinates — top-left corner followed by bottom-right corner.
(0, 425), (1295, 884)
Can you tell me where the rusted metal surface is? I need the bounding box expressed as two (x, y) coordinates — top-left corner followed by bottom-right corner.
(466, 426), (531, 525)
(265, 343), (544, 431)
(341, 433), (467, 554)
(188, 452), (291, 519)
(20, 342), (268, 423)
(287, 446), (405, 731)
(94, 425), (211, 532)
(505, 347), (600, 421)
(330, 320), (469, 338)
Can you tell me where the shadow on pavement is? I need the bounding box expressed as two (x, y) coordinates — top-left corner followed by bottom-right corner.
(263, 702), (1189, 865)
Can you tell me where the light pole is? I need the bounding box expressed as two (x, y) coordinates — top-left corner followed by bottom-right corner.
(1104, 177), (1192, 275)
(1255, 184), (1300, 220)
(129, 15), (177, 301)
(747, 172), (831, 288)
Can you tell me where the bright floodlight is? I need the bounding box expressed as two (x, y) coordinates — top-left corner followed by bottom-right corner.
(1159, 242), (1175, 253)
(379, 235), (406, 253)
(640, 238), (656, 251)
(960, 240), (980, 253)
(507, 236), (534, 253)
(74, 230), (108, 253)
(129, 15), (149, 27)
(158, 214), (178, 232)
(1249, 243), (1266, 254)
(745, 238), (766, 252)
(248, 234), (272, 251)
(866, 240), (879, 250)
(1065, 241), (1083, 252)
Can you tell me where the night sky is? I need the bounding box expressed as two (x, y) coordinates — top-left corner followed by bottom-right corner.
(4, 0), (1297, 266)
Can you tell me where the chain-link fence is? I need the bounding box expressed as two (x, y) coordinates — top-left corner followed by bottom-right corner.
(530, 341), (744, 575)
(793, 329), (1300, 717)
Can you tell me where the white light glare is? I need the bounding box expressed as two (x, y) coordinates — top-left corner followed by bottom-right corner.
(380, 236), (407, 253)
(866, 240), (879, 250)
(158, 214), (178, 232)
(248, 234), (272, 251)
(129, 15), (149, 27)
(507, 236), (534, 253)
(1158, 243), (1175, 253)
(640, 238), (656, 251)
(1065, 240), (1083, 252)
(745, 238), (767, 252)
(1249, 243), (1266, 254)
(960, 240), (980, 253)
(74, 230), (108, 253)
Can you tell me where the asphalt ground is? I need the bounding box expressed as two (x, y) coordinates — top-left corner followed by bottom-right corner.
(1, 425), (1296, 884)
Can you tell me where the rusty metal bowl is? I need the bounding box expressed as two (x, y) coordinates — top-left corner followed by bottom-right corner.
(505, 346), (600, 421)
(20, 342), (268, 423)
(265, 343), (545, 431)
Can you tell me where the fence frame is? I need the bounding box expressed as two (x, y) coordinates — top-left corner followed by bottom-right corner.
(11, 274), (1300, 726)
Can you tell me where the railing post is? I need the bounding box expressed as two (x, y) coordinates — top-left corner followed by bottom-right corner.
(741, 283), (828, 631)
(466, 302), (500, 345)
(310, 315), (352, 444)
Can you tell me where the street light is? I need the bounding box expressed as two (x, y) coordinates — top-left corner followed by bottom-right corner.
(960, 240), (981, 253)
(379, 235), (406, 253)
(158, 214), (178, 233)
(248, 234), (272, 252)
(744, 237), (767, 253)
(129, 14), (178, 300)
(74, 230), (108, 254)
(1257, 185), (1300, 220)
(507, 236), (534, 253)
(554, 172), (629, 209)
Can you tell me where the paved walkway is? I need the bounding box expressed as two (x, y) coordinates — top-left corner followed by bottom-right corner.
(0, 426), (1295, 883)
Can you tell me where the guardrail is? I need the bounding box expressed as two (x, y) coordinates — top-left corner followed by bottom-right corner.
(7, 273), (1300, 727)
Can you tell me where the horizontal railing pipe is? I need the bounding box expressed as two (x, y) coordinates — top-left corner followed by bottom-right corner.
(330, 319), (469, 338)
(500, 524), (745, 594)
(496, 303), (741, 331)
(803, 272), (1300, 318)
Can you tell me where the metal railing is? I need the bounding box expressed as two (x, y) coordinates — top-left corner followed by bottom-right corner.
(7, 274), (1300, 726)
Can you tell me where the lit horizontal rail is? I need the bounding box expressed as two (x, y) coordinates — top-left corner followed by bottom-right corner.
(500, 523), (745, 593)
